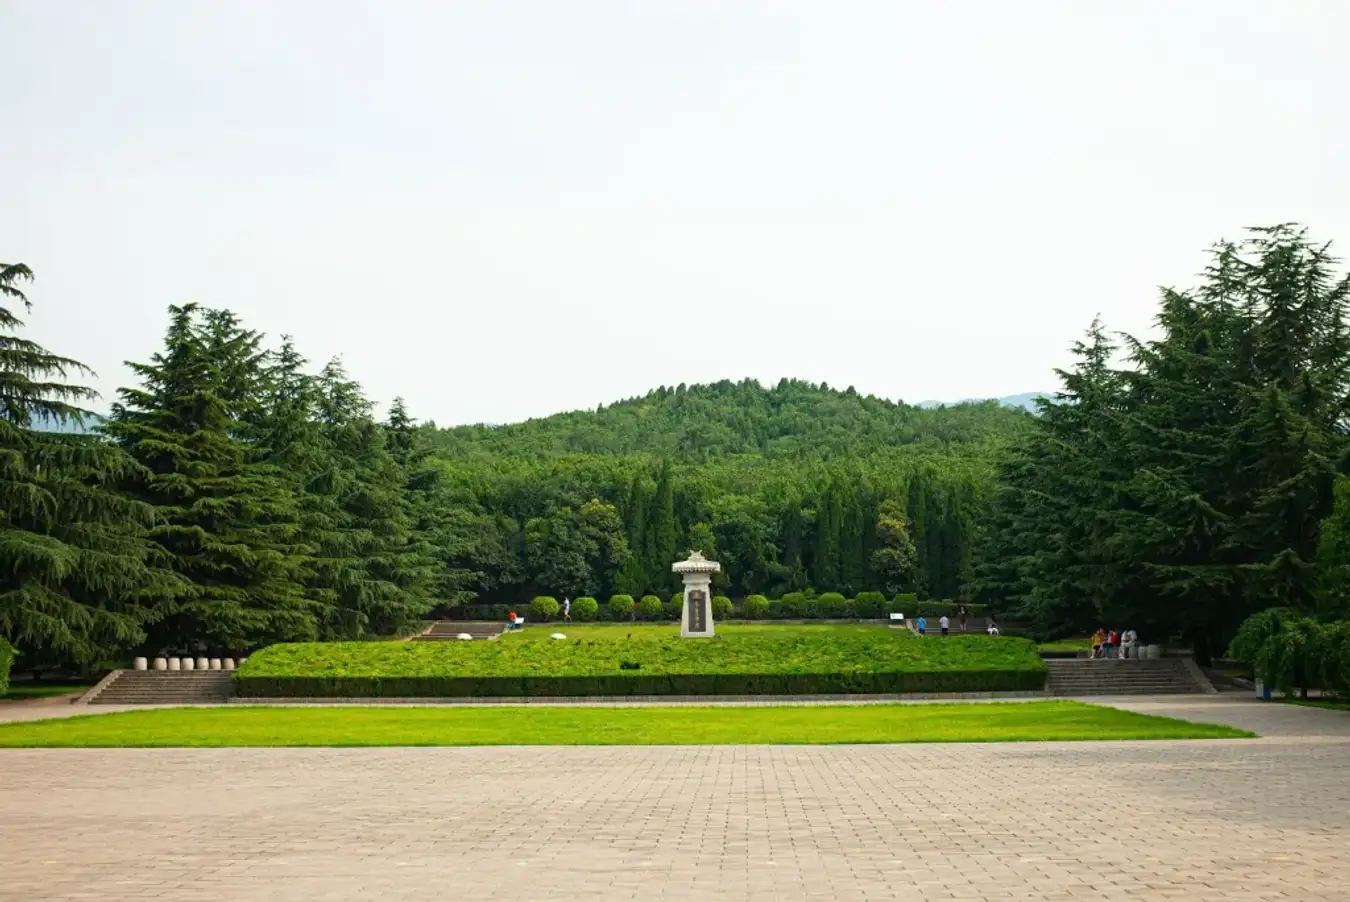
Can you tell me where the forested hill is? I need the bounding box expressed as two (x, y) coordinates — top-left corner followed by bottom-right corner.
(426, 379), (1034, 462)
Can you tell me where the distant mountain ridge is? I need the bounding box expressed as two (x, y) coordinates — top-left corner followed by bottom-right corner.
(915, 392), (1046, 412)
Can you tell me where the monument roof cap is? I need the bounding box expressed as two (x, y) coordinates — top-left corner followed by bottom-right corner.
(672, 549), (721, 574)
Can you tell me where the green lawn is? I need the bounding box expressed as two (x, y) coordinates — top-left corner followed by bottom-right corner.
(0, 701), (1253, 747)
(235, 623), (1048, 698)
(1281, 697), (1350, 712)
(1, 682), (88, 701)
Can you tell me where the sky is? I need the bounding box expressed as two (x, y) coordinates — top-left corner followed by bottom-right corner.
(5, 1), (1350, 426)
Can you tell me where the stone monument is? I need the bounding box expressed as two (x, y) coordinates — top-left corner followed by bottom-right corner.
(672, 550), (721, 638)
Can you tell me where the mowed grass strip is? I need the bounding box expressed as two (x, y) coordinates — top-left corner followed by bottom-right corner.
(0, 701), (1253, 747)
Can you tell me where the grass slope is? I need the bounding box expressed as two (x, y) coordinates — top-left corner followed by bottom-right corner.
(1, 682), (87, 701)
(235, 625), (1048, 698)
(0, 701), (1252, 747)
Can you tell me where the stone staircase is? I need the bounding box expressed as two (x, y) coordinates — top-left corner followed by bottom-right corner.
(414, 621), (506, 641)
(1045, 658), (1215, 696)
(87, 670), (234, 705)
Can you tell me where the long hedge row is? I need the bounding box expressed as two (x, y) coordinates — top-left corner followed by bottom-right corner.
(233, 625), (1046, 698)
(456, 595), (990, 624)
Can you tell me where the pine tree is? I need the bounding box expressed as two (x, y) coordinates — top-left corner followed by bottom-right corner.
(0, 263), (183, 667)
(105, 304), (313, 653)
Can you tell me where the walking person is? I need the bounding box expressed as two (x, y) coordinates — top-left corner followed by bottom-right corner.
(939, 614), (950, 636)
(917, 615), (927, 636)
(562, 597), (571, 623)
(957, 604), (968, 633)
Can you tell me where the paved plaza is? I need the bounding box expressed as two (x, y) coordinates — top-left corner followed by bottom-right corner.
(2, 697), (1349, 901)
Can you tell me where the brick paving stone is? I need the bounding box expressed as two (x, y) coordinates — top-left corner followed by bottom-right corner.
(1, 698), (1348, 901)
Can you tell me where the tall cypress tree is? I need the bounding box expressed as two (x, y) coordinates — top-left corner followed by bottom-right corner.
(0, 263), (183, 667)
(106, 304), (313, 653)
(647, 459), (677, 589)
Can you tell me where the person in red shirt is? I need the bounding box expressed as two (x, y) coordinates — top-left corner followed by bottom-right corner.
(1108, 629), (1120, 658)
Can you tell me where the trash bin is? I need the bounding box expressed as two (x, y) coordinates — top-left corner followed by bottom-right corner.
(1255, 679), (1272, 701)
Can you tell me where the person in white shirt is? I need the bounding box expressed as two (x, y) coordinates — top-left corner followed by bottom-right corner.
(986, 618), (1000, 636)
(939, 614), (950, 636)
(562, 597), (571, 623)
(1122, 628), (1137, 659)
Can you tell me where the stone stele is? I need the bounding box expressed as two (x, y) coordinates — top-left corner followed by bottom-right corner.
(672, 550), (721, 638)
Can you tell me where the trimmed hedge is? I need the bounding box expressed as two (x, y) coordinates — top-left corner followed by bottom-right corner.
(638, 595), (665, 620)
(234, 627), (1047, 699)
(573, 597), (599, 621)
(608, 594), (634, 621)
(530, 596), (560, 620)
(0, 637), (13, 697)
(712, 596), (734, 619)
(448, 597), (989, 623)
(744, 595), (770, 619)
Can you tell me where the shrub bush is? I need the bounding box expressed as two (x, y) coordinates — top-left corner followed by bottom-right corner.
(529, 596), (560, 621)
(712, 596), (734, 619)
(667, 593), (684, 620)
(780, 592), (809, 619)
(815, 592), (847, 618)
(744, 595), (770, 620)
(854, 591), (888, 618)
(0, 637), (13, 697)
(892, 593), (918, 611)
(608, 594), (635, 621)
(573, 597), (599, 622)
(638, 595), (665, 620)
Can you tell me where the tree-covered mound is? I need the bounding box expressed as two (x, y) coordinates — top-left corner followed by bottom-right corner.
(233, 624), (1046, 698)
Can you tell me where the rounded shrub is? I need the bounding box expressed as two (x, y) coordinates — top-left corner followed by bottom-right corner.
(712, 596), (734, 620)
(854, 591), (887, 618)
(816, 592), (847, 618)
(608, 594), (635, 621)
(667, 593), (684, 619)
(530, 596), (560, 620)
(744, 594), (770, 620)
(780, 591), (808, 619)
(638, 595), (665, 620)
(573, 596), (599, 622)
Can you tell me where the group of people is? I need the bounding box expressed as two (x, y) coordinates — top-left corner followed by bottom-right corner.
(915, 607), (999, 636)
(1091, 627), (1139, 659)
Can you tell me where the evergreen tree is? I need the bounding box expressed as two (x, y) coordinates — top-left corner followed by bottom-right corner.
(105, 304), (313, 653)
(646, 459), (677, 589)
(0, 263), (183, 667)
(870, 498), (917, 595)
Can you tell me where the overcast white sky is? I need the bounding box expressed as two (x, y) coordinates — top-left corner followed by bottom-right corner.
(5, 1), (1349, 425)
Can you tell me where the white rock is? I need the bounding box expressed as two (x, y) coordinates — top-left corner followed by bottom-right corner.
(551, 632), (567, 640)
(457, 633), (473, 640)
(181, 657), (194, 670)
(153, 657), (168, 671)
(133, 657), (148, 671)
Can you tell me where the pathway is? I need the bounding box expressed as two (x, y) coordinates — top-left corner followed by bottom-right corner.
(2, 697), (1348, 900)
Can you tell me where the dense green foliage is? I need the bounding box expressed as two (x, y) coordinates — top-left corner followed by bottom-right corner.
(976, 227), (1350, 663)
(234, 624), (1046, 697)
(0, 636), (12, 696)
(1, 263), (183, 671)
(1227, 607), (1350, 696)
(0, 702), (1252, 747)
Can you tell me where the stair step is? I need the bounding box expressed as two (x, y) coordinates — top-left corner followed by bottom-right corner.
(88, 670), (234, 705)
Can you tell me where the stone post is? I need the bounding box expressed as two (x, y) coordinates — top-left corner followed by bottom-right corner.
(672, 550), (721, 638)
(168, 657), (181, 671)
(133, 657), (148, 671)
(153, 657), (168, 671)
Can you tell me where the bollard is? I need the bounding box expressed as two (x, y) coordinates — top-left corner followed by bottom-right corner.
(133, 657), (148, 671)
(208, 658), (221, 671)
(195, 656), (209, 671)
(181, 657), (194, 670)
(223, 658), (235, 670)
(153, 657), (167, 671)
(168, 657), (181, 671)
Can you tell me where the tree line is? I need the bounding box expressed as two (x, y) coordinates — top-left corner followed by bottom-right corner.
(974, 225), (1350, 665)
(3, 264), (1019, 671)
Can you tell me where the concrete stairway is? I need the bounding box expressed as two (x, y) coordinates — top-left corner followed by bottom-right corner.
(1045, 658), (1214, 696)
(87, 670), (234, 705)
(414, 621), (506, 640)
